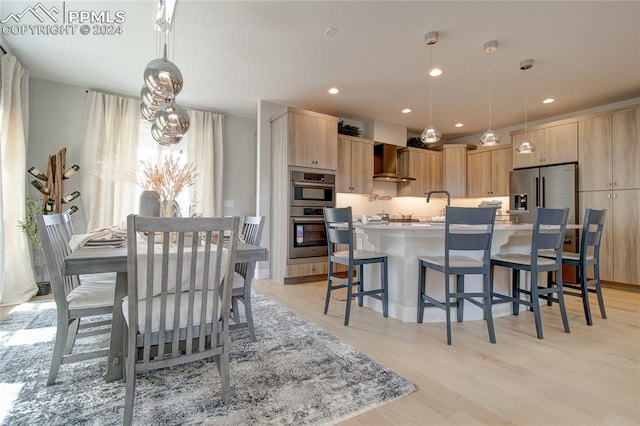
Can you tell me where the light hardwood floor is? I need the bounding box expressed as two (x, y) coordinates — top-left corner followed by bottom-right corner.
(254, 280), (640, 425)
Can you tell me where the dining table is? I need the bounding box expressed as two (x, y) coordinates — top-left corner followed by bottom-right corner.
(62, 241), (269, 382)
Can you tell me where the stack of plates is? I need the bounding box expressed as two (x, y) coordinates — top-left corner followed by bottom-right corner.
(478, 200), (502, 208)
(84, 237), (126, 248)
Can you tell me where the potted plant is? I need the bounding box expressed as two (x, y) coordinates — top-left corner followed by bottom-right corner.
(18, 197), (50, 295)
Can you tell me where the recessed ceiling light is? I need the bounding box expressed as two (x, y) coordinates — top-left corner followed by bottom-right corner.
(328, 87), (340, 95)
(324, 27), (338, 37)
(543, 98), (555, 104)
(402, 108), (411, 114)
(430, 68), (443, 77)
(455, 123), (464, 128)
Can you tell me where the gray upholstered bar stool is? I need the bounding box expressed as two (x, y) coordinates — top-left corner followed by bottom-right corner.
(490, 207), (570, 339)
(417, 206), (497, 345)
(323, 207), (389, 326)
(542, 208), (607, 325)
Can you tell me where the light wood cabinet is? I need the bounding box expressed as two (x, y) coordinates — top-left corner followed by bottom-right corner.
(579, 189), (640, 286)
(337, 136), (374, 194)
(511, 121), (578, 169)
(396, 147), (442, 197)
(440, 145), (469, 198)
(287, 109), (338, 170)
(466, 145), (512, 197)
(579, 108), (639, 192)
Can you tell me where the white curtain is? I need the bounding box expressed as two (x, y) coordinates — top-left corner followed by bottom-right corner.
(186, 110), (224, 217)
(80, 91), (140, 230)
(0, 54), (36, 306)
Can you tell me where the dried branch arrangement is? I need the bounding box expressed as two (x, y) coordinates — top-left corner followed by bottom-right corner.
(139, 151), (198, 201)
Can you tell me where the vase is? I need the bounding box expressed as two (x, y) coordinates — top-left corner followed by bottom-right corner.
(162, 199), (180, 218)
(139, 191), (161, 217)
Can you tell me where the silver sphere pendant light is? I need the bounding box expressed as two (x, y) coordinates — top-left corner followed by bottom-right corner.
(153, 100), (191, 138)
(480, 40), (500, 146)
(151, 123), (182, 145)
(144, 44), (184, 99)
(421, 31), (441, 144)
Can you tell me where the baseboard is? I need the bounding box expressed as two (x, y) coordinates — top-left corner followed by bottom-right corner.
(602, 281), (640, 292)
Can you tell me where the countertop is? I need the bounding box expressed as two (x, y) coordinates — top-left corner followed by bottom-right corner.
(356, 222), (580, 230)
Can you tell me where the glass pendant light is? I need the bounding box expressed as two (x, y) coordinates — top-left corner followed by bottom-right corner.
(480, 40), (500, 146)
(421, 31), (441, 144)
(516, 59), (536, 154)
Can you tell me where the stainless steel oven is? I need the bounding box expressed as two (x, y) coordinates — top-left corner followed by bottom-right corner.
(289, 207), (328, 259)
(290, 170), (335, 207)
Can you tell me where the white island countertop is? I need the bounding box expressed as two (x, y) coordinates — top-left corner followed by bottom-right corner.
(353, 221), (578, 323)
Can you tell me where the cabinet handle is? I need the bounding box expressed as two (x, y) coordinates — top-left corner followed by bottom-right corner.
(613, 182), (617, 186)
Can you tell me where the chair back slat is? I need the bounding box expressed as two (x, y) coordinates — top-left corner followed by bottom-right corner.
(235, 216), (265, 278)
(531, 207), (569, 262)
(126, 215), (239, 364)
(323, 207), (354, 256)
(36, 213), (81, 310)
(580, 208), (606, 261)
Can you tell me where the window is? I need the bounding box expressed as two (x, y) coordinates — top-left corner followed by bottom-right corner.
(137, 120), (193, 217)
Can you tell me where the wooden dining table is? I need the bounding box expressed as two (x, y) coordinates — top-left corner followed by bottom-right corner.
(62, 241), (268, 382)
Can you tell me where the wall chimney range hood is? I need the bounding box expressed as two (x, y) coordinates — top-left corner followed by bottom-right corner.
(373, 144), (415, 182)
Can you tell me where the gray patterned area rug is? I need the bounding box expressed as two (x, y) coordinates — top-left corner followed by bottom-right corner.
(0, 292), (416, 425)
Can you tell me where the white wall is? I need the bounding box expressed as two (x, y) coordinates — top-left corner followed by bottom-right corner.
(27, 78), (258, 234)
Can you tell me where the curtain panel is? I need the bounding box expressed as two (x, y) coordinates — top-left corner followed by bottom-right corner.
(0, 54), (36, 306)
(186, 110), (224, 217)
(80, 91), (140, 230)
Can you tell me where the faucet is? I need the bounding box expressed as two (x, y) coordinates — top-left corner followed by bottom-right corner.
(426, 190), (451, 206)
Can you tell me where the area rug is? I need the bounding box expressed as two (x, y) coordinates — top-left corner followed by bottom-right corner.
(0, 292), (416, 425)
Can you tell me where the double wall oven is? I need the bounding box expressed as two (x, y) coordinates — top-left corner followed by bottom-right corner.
(289, 170), (335, 260)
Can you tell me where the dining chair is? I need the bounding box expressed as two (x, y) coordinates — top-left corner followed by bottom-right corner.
(36, 213), (115, 385)
(323, 206), (388, 326)
(230, 215), (265, 340)
(417, 206), (497, 345)
(123, 215), (240, 425)
(542, 208), (607, 325)
(490, 207), (570, 339)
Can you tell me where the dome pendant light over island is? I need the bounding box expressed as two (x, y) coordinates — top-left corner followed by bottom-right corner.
(516, 59), (536, 154)
(421, 31), (441, 144)
(479, 40), (500, 146)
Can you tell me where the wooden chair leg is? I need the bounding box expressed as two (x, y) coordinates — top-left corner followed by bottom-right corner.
(444, 273), (452, 345)
(512, 269), (520, 316)
(580, 262), (593, 326)
(324, 262), (333, 315)
(417, 262), (426, 323)
(594, 264), (607, 320)
(381, 258), (389, 318)
(64, 318), (80, 355)
(244, 292), (256, 341)
(530, 274), (544, 339)
(556, 270), (571, 333)
(483, 274), (496, 344)
(456, 275), (464, 322)
(344, 268), (354, 326)
(47, 317), (69, 385)
(357, 264), (364, 307)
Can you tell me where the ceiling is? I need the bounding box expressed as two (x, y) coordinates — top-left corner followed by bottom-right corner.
(2, 1), (639, 141)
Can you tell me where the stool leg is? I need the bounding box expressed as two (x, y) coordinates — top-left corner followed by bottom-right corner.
(594, 262), (607, 320)
(512, 269), (520, 316)
(530, 273), (544, 339)
(381, 258), (389, 318)
(456, 275), (464, 323)
(357, 264), (364, 307)
(444, 273), (452, 345)
(579, 262), (593, 326)
(344, 266), (354, 326)
(324, 261), (333, 315)
(483, 272), (496, 344)
(546, 271), (554, 306)
(556, 269), (571, 334)
(417, 261), (426, 323)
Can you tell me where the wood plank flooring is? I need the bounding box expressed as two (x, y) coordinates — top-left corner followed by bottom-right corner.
(253, 279), (640, 425)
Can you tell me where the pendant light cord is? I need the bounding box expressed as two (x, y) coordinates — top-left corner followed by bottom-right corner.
(524, 69), (528, 138)
(428, 45), (433, 126)
(488, 52), (493, 129)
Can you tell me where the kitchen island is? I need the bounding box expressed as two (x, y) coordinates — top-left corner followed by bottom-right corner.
(355, 222), (577, 323)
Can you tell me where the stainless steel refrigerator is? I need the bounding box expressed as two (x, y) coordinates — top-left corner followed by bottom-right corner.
(510, 163), (578, 249)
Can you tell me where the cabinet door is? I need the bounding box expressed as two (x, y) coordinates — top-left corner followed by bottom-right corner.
(513, 122), (577, 169)
(491, 147), (512, 196)
(512, 130), (540, 169)
(612, 109), (639, 190)
(579, 115), (612, 191)
(288, 112), (337, 169)
(579, 191), (613, 281)
(350, 139), (373, 194)
(442, 146), (467, 197)
(612, 189), (640, 285)
(397, 149), (441, 197)
(313, 117), (337, 170)
(336, 138), (352, 193)
(466, 151), (491, 197)
(424, 150), (443, 193)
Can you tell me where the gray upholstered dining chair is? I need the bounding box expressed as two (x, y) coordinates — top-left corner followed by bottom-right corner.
(542, 208), (607, 325)
(417, 206), (497, 345)
(36, 213), (115, 385)
(490, 207), (570, 339)
(323, 206), (388, 326)
(123, 215), (240, 425)
(230, 215), (265, 341)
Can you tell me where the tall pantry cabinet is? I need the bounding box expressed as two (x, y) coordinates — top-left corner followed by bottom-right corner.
(270, 108), (338, 284)
(578, 107), (640, 285)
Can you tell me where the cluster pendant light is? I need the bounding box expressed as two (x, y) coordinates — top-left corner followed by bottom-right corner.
(479, 40), (500, 146)
(141, 0), (190, 145)
(421, 31), (441, 144)
(516, 59), (536, 154)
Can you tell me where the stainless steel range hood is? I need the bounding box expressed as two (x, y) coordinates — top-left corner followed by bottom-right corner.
(373, 144), (416, 182)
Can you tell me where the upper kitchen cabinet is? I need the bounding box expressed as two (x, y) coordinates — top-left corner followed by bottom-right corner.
(466, 144), (512, 198)
(276, 108), (338, 170)
(511, 121), (578, 169)
(579, 107), (639, 192)
(397, 147), (442, 197)
(337, 135), (374, 194)
(439, 144), (473, 198)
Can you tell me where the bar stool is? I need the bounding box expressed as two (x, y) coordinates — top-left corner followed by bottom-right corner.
(417, 206), (497, 345)
(323, 207), (389, 326)
(491, 207), (570, 339)
(542, 208), (607, 325)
